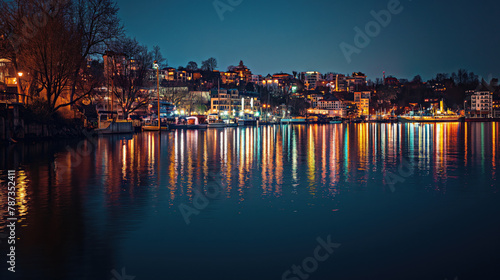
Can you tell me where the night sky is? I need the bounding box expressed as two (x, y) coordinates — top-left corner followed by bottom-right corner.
(117, 0), (500, 81)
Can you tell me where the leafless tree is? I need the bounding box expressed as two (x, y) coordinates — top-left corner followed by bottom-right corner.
(151, 45), (166, 68)
(186, 61), (198, 71)
(108, 37), (153, 119)
(201, 57), (217, 71)
(68, 0), (123, 105)
(0, 0), (120, 113)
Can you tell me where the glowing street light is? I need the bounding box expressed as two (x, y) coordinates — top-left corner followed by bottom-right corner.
(16, 72), (24, 103)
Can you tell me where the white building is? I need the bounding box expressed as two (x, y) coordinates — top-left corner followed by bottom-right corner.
(466, 91), (493, 118)
(308, 94), (324, 108)
(210, 89), (260, 116)
(309, 96), (345, 117)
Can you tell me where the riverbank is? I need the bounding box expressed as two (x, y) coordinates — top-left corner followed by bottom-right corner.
(1, 102), (91, 142)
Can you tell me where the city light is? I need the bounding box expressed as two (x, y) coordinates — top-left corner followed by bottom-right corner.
(0, 1), (498, 279)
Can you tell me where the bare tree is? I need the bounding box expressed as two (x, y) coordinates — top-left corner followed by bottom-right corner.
(69, 0), (123, 106)
(0, 0), (120, 113)
(7, 0), (86, 113)
(152, 45), (166, 68)
(108, 37), (153, 119)
(201, 57), (217, 71)
(161, 84), (188, 106)
(186, 61), (198, 71)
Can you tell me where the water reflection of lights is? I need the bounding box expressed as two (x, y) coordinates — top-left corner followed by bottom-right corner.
(8, 121), (500, 231)
(307, 125), (316, 195)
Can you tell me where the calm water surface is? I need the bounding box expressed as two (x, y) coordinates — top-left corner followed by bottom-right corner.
(0, 123), (499, 280)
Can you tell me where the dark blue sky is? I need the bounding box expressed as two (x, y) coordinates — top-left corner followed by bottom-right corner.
(117, 0), (499, 81)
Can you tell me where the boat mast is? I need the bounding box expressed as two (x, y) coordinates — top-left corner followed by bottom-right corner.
(217, 78), (221, 119)
(154, 61), (160, 131)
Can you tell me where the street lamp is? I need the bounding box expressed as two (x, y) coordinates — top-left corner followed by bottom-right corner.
(153, 61), (160, 131)
(17, 72), (24, 103)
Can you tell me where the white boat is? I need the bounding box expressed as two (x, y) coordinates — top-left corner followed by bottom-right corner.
(207, 120), (227, 129)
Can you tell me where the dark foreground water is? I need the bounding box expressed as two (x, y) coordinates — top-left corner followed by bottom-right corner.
(0, 123), (499, 280)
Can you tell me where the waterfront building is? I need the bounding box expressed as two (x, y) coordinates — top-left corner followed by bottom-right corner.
(210, 89), (260, 117)
(493, 97), (500, 118)
(465, 91), (493, 118)
(313, 96), (346, 117)
(354, 91), (371, 116)
(307, 93), (324, 108)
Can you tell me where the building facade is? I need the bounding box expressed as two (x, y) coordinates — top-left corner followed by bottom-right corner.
(210, 89), (260, 117)
(466, 91), (493, 118)
(302, 71), (322, 90)
(0, 59), (18, 101)
(354, 91), (371, 116)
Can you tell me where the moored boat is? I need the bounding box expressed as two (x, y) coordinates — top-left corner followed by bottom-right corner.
(96, 121), (134, 134)
(207, 120), (227, 129)
(238, 118), (258, 126)
(281, 117), (307, 124)
(170, 116), (207, 129)
(399, 99), (464, 123)
(142, 120), (168, 131)
(398, 115), (464, 123)
(329, 117), (343, 124)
